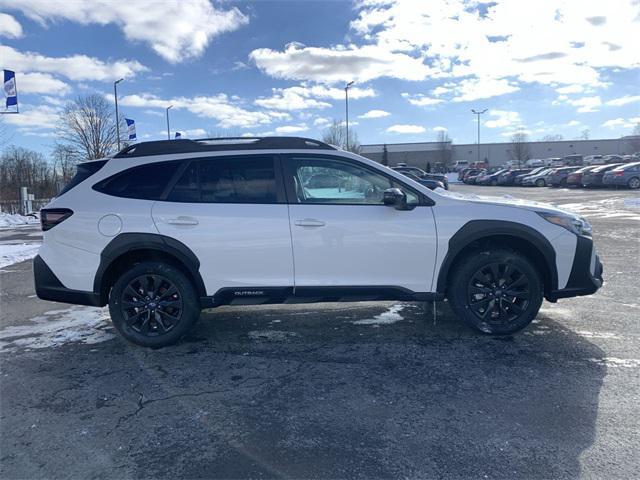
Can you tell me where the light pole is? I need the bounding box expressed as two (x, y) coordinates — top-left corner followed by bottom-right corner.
(344, 81), (354, 151)
(114, 78), (124, 150)
(471, 108), (487, 164)
(166, 105), (173, 140)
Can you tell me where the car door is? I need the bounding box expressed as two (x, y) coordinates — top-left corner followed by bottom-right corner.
(152, 154), (294, 295)
(283, 154), (437, 293)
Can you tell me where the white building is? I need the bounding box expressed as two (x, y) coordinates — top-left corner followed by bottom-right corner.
(360, 136), (638, 168)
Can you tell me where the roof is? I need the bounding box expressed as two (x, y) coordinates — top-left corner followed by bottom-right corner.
(114, 136), (336, 158)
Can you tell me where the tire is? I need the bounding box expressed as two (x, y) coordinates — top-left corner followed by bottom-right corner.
(108, 261), (200, 347)
(628, 177), (640, 189)
(447, 249), (543, 335)
(535, 178), (545, 187)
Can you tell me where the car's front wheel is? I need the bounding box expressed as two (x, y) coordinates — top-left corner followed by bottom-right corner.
(447, 249), (543, 335)
(108, 262), (200, 347)
(535, 178), (545, 187)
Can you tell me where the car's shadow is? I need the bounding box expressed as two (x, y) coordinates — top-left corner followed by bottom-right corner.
(1, 301), (606, 479)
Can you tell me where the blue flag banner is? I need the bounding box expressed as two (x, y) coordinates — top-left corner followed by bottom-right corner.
(3, 69), (18, 113)
(125, 118), (136, 141)
(175, 132), (182, 139)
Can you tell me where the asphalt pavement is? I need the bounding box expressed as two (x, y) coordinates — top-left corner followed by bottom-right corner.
(1, 185), (639, 479)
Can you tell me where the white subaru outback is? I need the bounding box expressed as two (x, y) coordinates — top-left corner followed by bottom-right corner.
(34, 137), (603, 347)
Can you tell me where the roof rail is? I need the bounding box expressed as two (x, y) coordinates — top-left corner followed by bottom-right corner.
(113, 136), (336, 158)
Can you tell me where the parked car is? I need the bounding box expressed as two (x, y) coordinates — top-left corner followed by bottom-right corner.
(476, 168), (509, 186)
(602, 155), (624, 164)
(566, 166), (600, 188)
(525, 159), (545, 167)
(514, 167), (546, 185)
(401, 172), (446, 190)
(498, 169), (533, 186)
(549, 158), (565, 167)
(522, 168), (553, 187)
(392, 166), (449, 189)
(548, 166), (581, 187)
(461, 169), (481, 184)
(602, 162), (640, 189)
(452, 160), (469, 172)
(458, 167), (473, 181)
(563, 154), (584, 166)
(34, 136), (602, 346)
(582, 164), (624, 187)
(463, 169), (486, 184)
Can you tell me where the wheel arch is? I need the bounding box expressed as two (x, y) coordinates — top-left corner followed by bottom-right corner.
(94, 233), (207, 305)
(436, 220), (558, 297)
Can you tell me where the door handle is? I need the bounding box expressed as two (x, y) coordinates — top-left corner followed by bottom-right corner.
(295, 218), (325, 227)
(166, 216), (199, 226)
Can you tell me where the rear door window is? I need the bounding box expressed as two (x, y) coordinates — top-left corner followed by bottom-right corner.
(168, 155), (279, 204)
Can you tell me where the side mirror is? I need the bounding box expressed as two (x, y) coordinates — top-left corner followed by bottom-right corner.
(383, 188), (408, 210)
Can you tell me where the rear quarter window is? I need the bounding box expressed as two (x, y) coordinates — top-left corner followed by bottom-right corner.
(93, 161), (181, 200)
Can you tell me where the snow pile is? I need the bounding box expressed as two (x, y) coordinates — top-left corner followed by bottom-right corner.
(353, 304), (405, 325)
(0, 212), (39, 228)
(624, 198), (640, 208)
(0, 243), (41, 269)
(247, 330), (299, 341)
(0, 306), (115, 352)
(558, 198), (640, 221)
(446, 172), (461, 184)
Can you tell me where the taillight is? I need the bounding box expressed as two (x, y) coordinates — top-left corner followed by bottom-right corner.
(40, 208), (74, 231)
(614, 171), (624, 176)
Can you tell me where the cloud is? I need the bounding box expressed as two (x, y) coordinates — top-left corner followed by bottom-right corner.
(484, 110), (522, 129)
(567, 96), (602, 113)
(386, 124), (426, 134)
(3, 104), (61, 131)
(117, 93), (290, 129)
(313, 117), (332, 127)
(0, 12), (22, 38)
(401, 93), (444, 107)
(602, 117), (638, 129)
(358, 109), (390, 119)
(0, 45), (147, 82)
(605, 95), (640, 106)
(565, 120), (581, 127)
(556, 84), (585, 94)
(255, 84), (375, 111)
(1, 0), (249, 63)
(450, 78), (520, 103)
(433, 126), (448, 132)
(250, 42), (434, 83)
(275, 124), (309, 134)
(17, 72), (71, 95)
(350, 0), (639, 92)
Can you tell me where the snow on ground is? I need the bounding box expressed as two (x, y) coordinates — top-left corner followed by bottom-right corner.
(352, 304), (406, 326)
(0, 306), (115, 353)
(446, 172), (461, 184)
(0, 243), (41, 269)
(0, 212), (39, 228)
(558, 198), (640, 221)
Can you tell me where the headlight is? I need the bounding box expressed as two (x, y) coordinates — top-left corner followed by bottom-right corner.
(537, 211), (592, 236)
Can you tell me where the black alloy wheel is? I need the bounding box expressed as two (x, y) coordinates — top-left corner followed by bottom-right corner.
(121, 274), (183, 336)
(467, 262), (530, 326)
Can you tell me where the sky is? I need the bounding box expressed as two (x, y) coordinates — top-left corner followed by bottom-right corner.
(0, 0), (639, 154)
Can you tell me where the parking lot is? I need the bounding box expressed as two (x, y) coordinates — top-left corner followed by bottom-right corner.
(1, 185), (639, 479)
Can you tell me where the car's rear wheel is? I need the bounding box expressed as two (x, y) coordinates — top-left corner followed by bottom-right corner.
(447, 249), (543, 335)
(628, 177), (640, 189)
(108, 262), (200, 347)
(535, 178), (545, 187)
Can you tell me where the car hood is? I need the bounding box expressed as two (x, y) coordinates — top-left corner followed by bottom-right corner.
(432, 188), (578, 216)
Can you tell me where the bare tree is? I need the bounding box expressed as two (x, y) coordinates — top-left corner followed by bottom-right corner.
(508, 131), (530, 166)
(435, 130), (453, 168)
(381, 144), (389, 166)
(52, 143), (80, 185)
(58, 94), (124, 160)
(579, 129), (590, 140)
(321, 119), (361, 153)
(0, 146), (58, 201)
(541, 134), (563, 141)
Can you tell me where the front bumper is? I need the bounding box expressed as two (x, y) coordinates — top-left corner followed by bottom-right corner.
(33, 255), (103, 306)
(546, 236), (603, 301)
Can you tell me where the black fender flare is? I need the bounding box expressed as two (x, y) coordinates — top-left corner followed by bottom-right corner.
(93, 233), (207, 302)
(435, 220), (558, 294)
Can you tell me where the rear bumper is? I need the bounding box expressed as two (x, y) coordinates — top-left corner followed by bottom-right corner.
(546, 236), (603, 301)
(33, 255), (103, 306)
